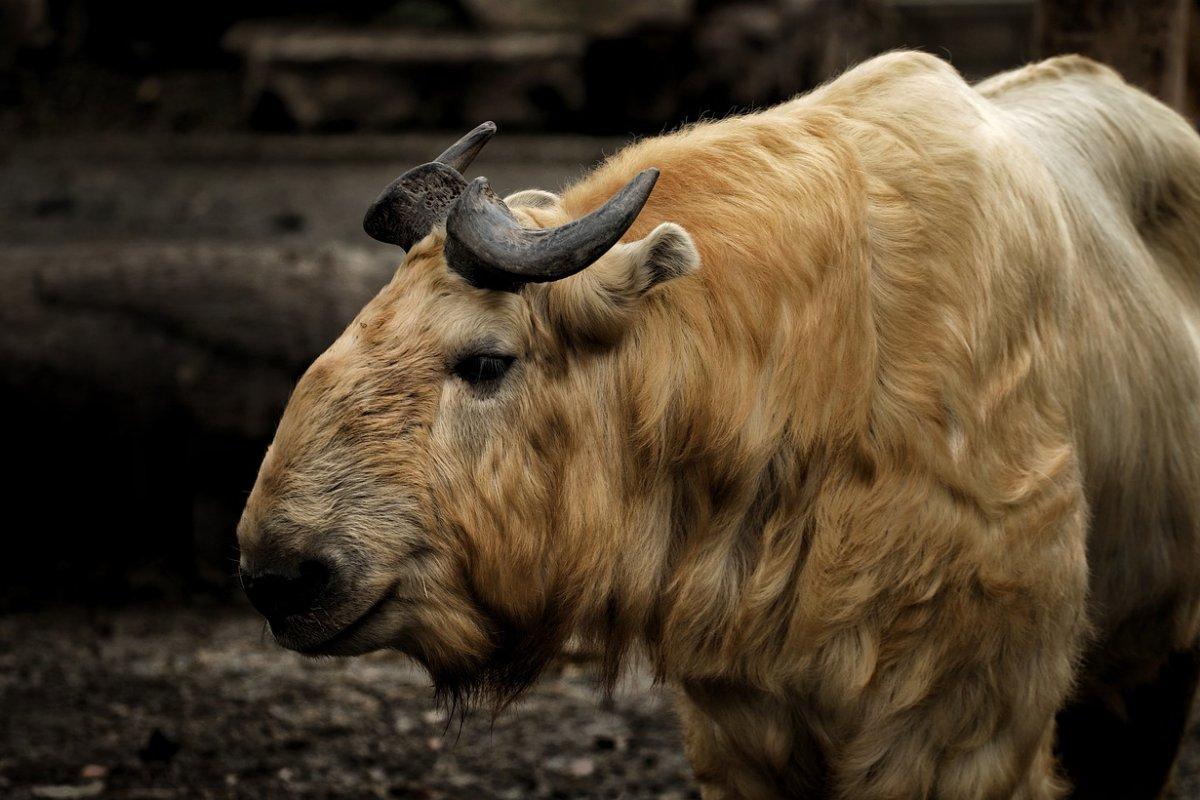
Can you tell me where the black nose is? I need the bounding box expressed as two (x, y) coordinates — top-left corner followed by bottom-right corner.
(241, 560), (331, 622)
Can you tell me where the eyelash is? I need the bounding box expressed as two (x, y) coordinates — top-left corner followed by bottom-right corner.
(451, 353), (515, 390)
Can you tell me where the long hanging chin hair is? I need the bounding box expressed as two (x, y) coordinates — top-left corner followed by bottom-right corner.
(421, 578), (651, 726)
(426, 602), (579, 723)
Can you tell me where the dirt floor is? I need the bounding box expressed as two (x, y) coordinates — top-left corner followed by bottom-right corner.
(3, 606), (1200, 800)
(0, 606), (696, 800)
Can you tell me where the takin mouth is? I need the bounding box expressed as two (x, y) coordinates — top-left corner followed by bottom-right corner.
(288, 589), (398, 656)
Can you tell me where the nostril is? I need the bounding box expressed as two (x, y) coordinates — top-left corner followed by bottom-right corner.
(295, 559), (331, 605)
(241, 559), (332, 622)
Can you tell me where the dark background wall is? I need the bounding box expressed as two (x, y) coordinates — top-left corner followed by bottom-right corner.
(1, 0), (1196, 608)
(1, 0), (1041, 138)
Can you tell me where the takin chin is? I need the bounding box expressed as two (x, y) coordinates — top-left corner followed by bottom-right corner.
(237, 51), (1200, 799)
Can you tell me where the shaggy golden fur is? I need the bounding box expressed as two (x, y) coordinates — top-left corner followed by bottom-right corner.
(238, 52), (1200, 798)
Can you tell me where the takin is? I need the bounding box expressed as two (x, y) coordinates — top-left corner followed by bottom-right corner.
(237, 51), (1200, 799)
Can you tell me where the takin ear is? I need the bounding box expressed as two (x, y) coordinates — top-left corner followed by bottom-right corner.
(618, 222), (700, 292)
(545, 222), (700, 344)
(503, 189), (560, 209)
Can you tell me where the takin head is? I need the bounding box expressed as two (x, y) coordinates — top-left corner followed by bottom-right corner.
(236, 123), (700, 704)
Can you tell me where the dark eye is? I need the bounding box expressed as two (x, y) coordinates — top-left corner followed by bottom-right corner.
(452, 353), (515, 388)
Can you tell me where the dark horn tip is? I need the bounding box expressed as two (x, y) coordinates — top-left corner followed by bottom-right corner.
(465, 121), (497, 140)
(635, 167), (660, 190)
(436, 122), (499, 173)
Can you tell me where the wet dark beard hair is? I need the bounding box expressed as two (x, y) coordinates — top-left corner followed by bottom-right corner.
(422, 572), (650, 727)
(427, 602), (576, 724)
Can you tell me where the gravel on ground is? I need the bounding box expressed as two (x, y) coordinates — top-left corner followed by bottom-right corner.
(0, 606), (697, 800)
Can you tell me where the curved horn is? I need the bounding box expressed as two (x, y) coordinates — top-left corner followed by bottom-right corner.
(445, 168), (660, 290)
(362, 122), (497, 250)
(435, 121), (497, 172)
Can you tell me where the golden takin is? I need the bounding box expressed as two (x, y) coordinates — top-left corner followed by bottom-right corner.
(237, 52), (1200, 799)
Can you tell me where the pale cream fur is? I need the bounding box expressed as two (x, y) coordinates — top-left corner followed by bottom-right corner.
(238, 52), (1200, 798)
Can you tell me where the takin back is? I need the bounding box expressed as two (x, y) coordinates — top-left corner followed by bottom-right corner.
(237, 52), (1200, 799)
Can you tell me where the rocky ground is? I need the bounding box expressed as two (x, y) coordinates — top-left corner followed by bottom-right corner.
(0, 606), (697, 800)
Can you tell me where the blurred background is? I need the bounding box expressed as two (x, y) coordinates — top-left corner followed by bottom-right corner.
(2, 1), (1199, 798)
